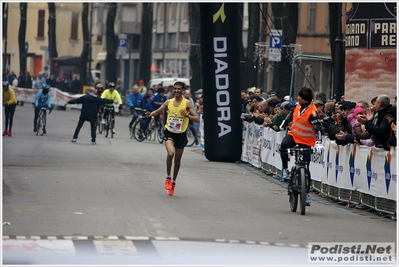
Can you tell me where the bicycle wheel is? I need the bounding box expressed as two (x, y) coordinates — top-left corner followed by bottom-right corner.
(111, 119), (114, 138)
(35, 116), (41, 136)
(132, 119), (145, 142)
(186, 125), (196, 147)
(289, 168), (298, 212)
(104, 115), (109, 138)
(97, 115), (103, 134)
(157, 121), (164, 144)
(299, 168), (307, 215)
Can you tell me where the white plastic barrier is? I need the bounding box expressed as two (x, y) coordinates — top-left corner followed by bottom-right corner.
(242, 121), (397, 202)
(12, 86), (83, 109)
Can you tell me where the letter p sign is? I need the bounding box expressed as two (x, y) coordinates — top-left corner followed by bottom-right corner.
(270, 29), (283, 49)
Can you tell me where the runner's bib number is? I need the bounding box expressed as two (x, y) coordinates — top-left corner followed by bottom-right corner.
(168, 117), (183, 132)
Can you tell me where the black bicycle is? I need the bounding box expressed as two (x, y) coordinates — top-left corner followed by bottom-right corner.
(287, 145), (314, 215)
(96, 108), (104, 134)
(103, 106), (115, 138)
(35, 107), (47, 136)
(186, 124), (198, 147)
(132, 110), (164, 143)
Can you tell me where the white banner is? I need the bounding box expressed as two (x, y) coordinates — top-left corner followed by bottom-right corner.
(241, 123), (397, 202)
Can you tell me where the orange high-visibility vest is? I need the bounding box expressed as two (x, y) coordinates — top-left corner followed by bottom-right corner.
(288, 103), (318, 146)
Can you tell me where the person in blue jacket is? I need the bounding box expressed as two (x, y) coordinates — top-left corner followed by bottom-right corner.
(33, 84), (52, 133)
(127, 84), (144, 129)
(142, 87), (167, 136)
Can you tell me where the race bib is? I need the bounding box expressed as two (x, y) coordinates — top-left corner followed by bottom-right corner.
(168, 117), (183, 132)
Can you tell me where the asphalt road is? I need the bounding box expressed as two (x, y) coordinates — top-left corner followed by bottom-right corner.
(2, 104), (397, 266)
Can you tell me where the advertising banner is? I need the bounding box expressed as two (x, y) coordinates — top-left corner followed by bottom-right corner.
(344, 3), (396, 103)
(200, 3), (242, 162)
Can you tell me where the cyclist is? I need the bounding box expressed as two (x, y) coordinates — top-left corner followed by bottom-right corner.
(2, 81), (18, 136)
(127, 84), (144, 129)
(145, 81), (199, 196)
(142, 87), (167, 138)
(279, 87), (324, 206)
(33, 84), (53, 134)
(100, 81), (122, 134)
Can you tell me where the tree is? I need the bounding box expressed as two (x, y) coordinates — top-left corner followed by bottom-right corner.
(80, 3), (89, 85)
(270, 3), (298, 96)
(244, 3), (260, 89)
(48, 3), (58, 75)
(188, 3), (201, 91)
(138, 3), (153, 85)
(105, 3), (117, 83)
(18, 3), (27, 75)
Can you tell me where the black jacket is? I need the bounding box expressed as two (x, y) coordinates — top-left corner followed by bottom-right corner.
(365, 105), (392, 150)
(68, 93), (113, 121)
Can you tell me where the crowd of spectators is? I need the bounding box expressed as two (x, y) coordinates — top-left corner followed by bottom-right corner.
(242, 86), (397, 151)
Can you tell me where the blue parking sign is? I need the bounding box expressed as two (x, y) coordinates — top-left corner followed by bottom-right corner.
(270, 29), (282, 49)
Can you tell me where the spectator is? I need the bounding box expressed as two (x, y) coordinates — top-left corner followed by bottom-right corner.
(70, 74), (81, 94)
(241, 90), (248, 113)
(61, 75), (70, 92)
(35, 72), (46, 89)
(116, 77), (124, 96)
(183, 89), (194, 104)
(353, 106), (374, 147)
(255, 87), (266, 101)
(46, 74), (56, 87)
(386, 107), (396, 148)
(357, 94), (392, 150)
(143, 88), (154, 107)
(8, 71), (17, 86)
(17, 72), (26, 88)
(393, 96), (397, 107)
(314, 91), (327, 104)
(138, 79), (147, 95)
(25, 71), (32, 89)
(329, 101), (356, 145)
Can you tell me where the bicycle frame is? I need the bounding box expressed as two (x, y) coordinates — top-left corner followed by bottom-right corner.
(103, 106), (115, 138)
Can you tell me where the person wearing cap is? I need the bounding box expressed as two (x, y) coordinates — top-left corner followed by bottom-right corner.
(279, 87), (323, 206)
(357, 94), (393, 150)
(33, 84), (53, 134)
(64, 88), (115, 144)
(386, 106), (396, 148)
(2, 81), (18, 136)
(138, 79), (147, 95)
(100, 81), (122, 134)
(329, 101), (356, 146)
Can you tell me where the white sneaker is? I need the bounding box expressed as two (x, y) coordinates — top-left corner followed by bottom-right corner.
(282, 168), (289, 180)
(306, 193), (311, 206)
(112, 129), (116, 134)
(101, 119), (106, 124)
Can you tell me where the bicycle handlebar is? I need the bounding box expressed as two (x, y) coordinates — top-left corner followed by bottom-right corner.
(286, 146), (315, 155)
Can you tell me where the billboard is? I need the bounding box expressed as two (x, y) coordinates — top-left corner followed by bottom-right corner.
(344, 3), (396, 103)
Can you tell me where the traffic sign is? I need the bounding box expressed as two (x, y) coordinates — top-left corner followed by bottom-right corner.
(269, 29), (282, 62)
(118, 34), (127, 56)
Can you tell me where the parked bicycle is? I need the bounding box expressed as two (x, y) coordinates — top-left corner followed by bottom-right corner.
(35, 107), (48, 136)
(287, 145), (314, 215)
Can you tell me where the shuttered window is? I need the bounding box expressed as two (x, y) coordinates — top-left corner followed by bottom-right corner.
(71, 12), (79, 40)
(37, 10), (45, 38)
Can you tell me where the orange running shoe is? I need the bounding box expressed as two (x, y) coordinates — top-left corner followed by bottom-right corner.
(168, 183), (175, 196)
(8, 130), (12, 137)
(164, 177), (172, 190)
(2, 130), (7, 136)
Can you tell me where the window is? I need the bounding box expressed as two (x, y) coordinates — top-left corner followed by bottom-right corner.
(307, 3), (316, 34)
(37, 10), (45, 38)
(156, 33), (164, 49)
(181, 3), (188, 20)
(180, 32), (189, 44)
(167, 33), (176, 49)
(71, 12), (79, 40)
(170, 3), (177, 20)
(158, 3), (165, 22)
